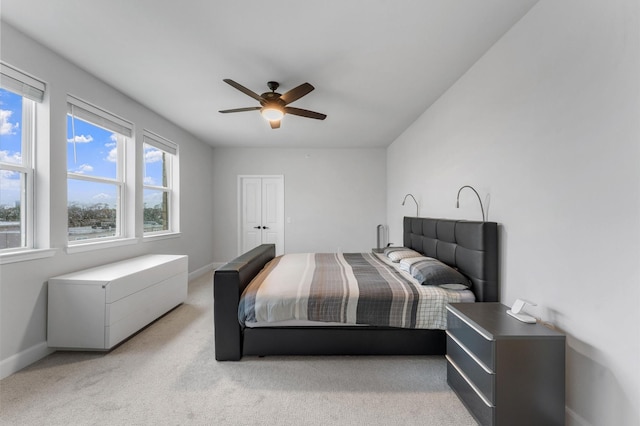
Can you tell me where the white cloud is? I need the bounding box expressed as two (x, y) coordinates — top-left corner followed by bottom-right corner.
(105, 142), (117, 148)
(0, 109), (19, 136)
(67, 134), (93, 143)
(144, 147), (164, 164)
(143, 176), (155, 185)
(77, 164), (94, 173)
(0, 169), (19, 179)
(68, 163), (94, 174)
(0, 150), (22, 164)
(106, 147), (118, 162)
(92, 193), (112, 200)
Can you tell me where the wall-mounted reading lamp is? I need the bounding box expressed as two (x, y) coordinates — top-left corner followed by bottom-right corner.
(402, 193), (419, 217)
(456, 185), (485, 222)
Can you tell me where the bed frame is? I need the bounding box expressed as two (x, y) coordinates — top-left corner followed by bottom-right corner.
(214, 217), (498, 361)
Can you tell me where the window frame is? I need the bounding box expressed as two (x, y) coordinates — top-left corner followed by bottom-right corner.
(142, 130), (178, 237)
(0, 63), (41, 254)
(66, 95), (133, 247)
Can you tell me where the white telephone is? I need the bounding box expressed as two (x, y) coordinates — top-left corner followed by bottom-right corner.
(506, 299), (537, 323)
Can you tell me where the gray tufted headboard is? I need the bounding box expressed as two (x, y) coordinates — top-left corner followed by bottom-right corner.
(403, 217), (498, 302)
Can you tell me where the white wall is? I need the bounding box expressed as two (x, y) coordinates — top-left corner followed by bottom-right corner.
(0, 23), (215, 377)
(212, 147), (386, 262)
(387, 0), (639, 424)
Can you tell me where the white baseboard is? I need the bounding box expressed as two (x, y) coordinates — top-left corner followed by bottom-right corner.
(188, 262), (222, 281)
(0, 341), (54, 380)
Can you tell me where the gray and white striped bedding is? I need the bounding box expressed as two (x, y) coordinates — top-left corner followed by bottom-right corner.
(238, 252), (473, 330)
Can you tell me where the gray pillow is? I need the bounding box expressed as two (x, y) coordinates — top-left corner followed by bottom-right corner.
(399, 257), (471, 288)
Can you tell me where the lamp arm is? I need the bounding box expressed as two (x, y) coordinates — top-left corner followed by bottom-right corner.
(402, 193), (419, 217)
(456, 185), (485, 222)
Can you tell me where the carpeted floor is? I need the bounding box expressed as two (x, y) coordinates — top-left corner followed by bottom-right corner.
(0, 272), (476, 425)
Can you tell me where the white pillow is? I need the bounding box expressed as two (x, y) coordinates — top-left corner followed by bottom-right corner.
(386, 248), (422, 263)
(398, 255), (432, 273)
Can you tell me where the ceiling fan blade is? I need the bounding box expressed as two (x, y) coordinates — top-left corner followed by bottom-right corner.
(285, 106), (327, 120)
(223, 79), (265, 102)
(270, 120), (281, 129)
(280, 83), (314, 105)
(219, 106), (261, 113)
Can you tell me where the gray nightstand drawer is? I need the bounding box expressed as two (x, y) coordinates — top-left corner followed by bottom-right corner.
(447, 309), (495, 370)
(447, 359), (494, 426)
(447, 333), (495, 403)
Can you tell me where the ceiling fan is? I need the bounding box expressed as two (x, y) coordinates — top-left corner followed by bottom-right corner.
(219, 79), (327, 129)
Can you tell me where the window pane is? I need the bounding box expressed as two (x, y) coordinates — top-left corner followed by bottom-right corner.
(143, 144), (167, 187)
(0, 89), (23, 165)
(0, 170), (24, 249)
(67, 115), (118, 179)
(143, 188), (169, 233)
(68, 179), (119, 241)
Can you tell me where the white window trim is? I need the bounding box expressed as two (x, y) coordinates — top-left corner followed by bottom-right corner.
(0, 248), (57, 265)
(65, 237), (139, 254)
(142, 130), (178, 237)
(66, 97), (133, 248)
(0, 87), (37, 253)
(142, 232), (181, 243)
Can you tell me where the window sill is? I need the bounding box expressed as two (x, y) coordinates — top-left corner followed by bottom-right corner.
(142, 232), (181, 242)
(0, 248), (58, 265)
(66, 237), (139, 254)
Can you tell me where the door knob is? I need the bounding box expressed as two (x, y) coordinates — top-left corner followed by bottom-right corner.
(263, 226), (269, 229)
(253, 226), (261, 229)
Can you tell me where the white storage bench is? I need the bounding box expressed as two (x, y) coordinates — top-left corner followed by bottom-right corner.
(48, 254), (188, 350)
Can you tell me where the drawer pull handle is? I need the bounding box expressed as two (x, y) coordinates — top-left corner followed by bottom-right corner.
(447, 355), (494, 408)
(447, 331), (494, 374)
(447, 306), (493, 341)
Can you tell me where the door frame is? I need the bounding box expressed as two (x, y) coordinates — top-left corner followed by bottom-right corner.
(237, 174), (285, 256)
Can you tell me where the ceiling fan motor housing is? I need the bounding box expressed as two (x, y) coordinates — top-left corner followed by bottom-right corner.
(260, 92), (284, 106)
(261, 82), (283, 106)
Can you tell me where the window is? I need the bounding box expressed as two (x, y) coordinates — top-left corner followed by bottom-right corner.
(66, 95), (133, 244)
(0, 62), (44, 252)
(142, 130), (177, 235)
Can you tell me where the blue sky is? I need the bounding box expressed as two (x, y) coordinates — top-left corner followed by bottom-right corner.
(0, 89), (23, 207)
(67, 115), (118, 179)
(67, 114), (119, 207)
(0, 89), (22, 156)
(1, 87), (166, 208)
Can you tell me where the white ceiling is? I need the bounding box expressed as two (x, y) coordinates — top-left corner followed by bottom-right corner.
(2, 0), (538, 148)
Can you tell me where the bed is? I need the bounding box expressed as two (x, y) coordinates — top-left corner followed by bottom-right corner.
(214, 217), (498, 361)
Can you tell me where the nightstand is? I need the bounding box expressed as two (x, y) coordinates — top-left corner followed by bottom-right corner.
(446, 303), (565, 426)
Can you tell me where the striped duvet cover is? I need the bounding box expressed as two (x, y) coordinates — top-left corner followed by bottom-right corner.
(238, 252), (469, 330)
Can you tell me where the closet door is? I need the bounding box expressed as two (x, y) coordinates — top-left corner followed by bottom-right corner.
(240, 177), (263, 254)
(239, 176), (284, 256)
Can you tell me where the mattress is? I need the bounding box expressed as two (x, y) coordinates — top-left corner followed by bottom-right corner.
(240, 252), (475, 329)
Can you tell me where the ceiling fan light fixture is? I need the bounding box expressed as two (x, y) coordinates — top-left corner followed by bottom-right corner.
(261, 105), (284, 121)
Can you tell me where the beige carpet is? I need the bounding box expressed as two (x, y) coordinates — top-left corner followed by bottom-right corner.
(0, 272), (476, 425)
